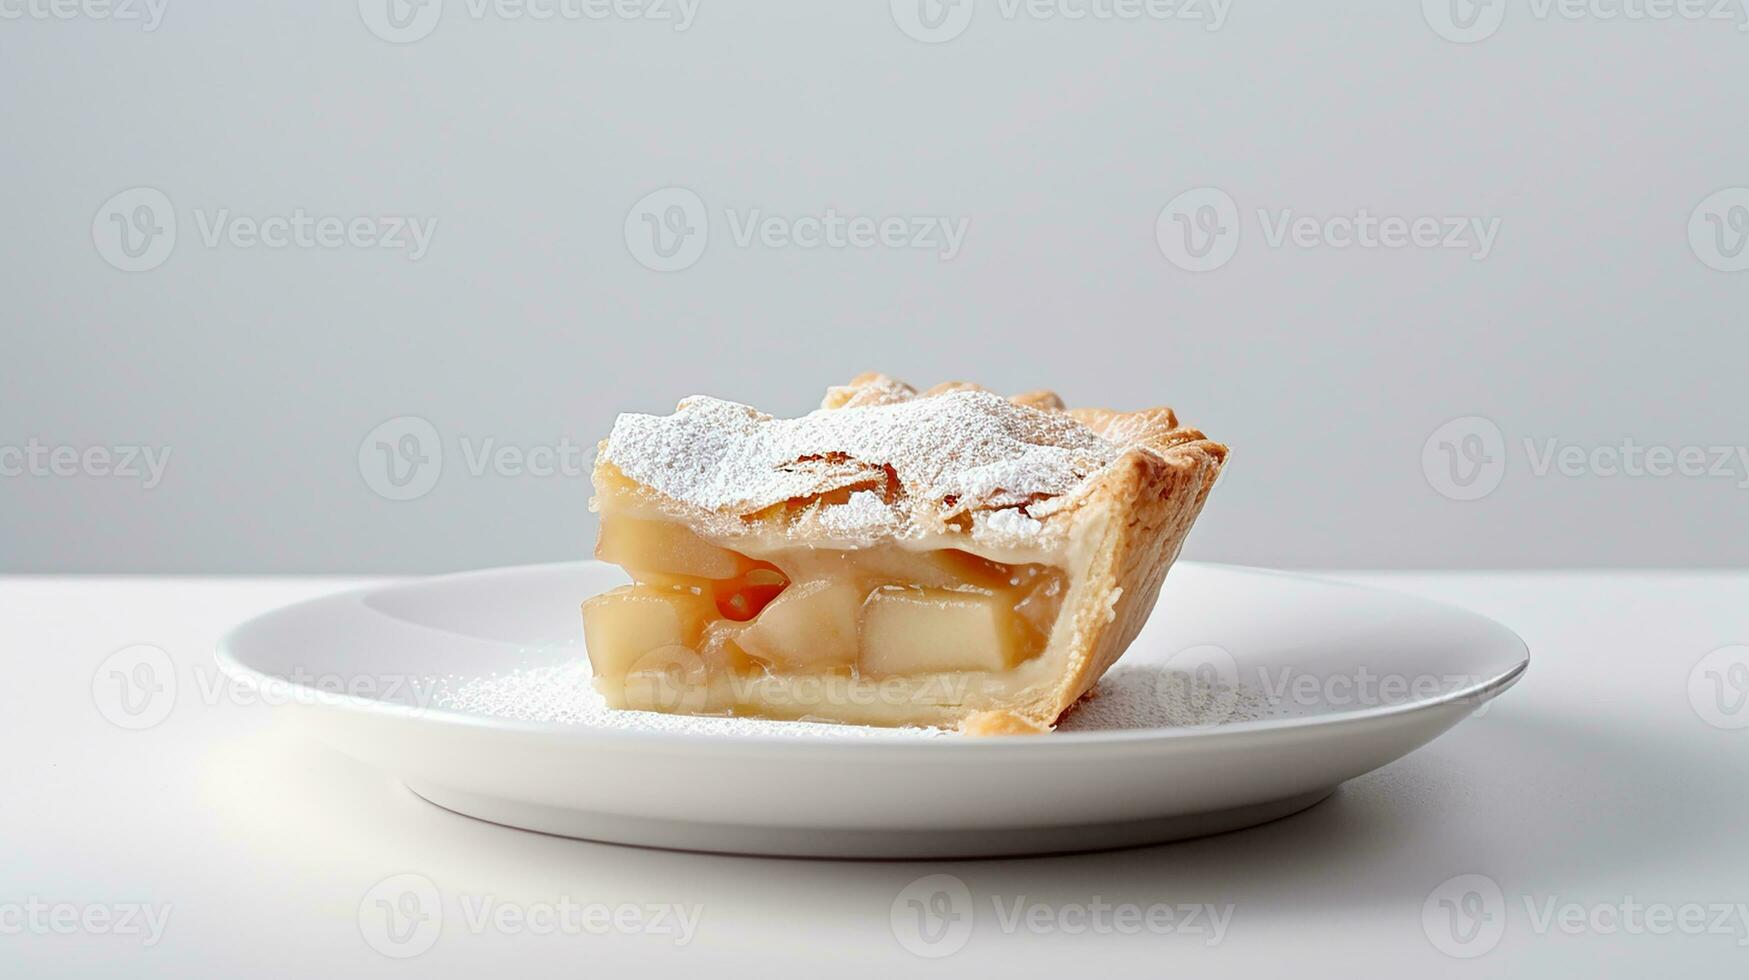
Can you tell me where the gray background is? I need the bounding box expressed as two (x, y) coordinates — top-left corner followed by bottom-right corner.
(2, 0), (1744, 573)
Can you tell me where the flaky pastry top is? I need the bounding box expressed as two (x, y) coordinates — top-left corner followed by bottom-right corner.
(593, 372), (1225, 553)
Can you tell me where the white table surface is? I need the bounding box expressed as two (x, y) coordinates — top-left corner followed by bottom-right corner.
(3, 570), (1746, 977)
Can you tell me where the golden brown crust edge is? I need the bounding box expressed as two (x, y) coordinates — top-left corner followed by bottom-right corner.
(822, 372), (1215, 467)
(1072, 441), (1225, 709)
(823, 374), (1228, 734)
(964, 443), (1225, 733)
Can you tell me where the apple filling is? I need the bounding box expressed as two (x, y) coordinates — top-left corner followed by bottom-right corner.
(582, 514), (1069, 725)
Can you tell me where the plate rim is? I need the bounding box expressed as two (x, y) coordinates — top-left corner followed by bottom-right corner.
(215, 560), (1530, 752)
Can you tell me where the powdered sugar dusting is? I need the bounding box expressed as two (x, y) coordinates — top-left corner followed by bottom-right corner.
(432, 662), (946, 739)
(431, 662), (1278, 737)
(600, 389), (1117, 538)
(818, 489), (898, 536)
(1055, 665), (1279, 731)
(984, 507), (1045, 537)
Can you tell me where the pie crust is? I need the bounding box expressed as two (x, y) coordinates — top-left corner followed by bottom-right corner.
(582, 373), (1227, 734)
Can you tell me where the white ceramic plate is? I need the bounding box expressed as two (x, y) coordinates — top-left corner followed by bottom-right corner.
(217, 561), (1527, 858)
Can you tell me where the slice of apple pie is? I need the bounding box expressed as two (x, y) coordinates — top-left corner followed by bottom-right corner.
(581, 373), (1226, 734)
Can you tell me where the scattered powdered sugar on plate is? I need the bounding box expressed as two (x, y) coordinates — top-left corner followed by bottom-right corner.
(1055, 665), (1281, 732)
(431, 662), (1281, 738)
(432, 662), (947, 739)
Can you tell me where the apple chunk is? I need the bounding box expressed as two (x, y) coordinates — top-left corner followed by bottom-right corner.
(858, 586), (1026, 675)
(596, 516), (742, 581)
(581, 584), (717, 680)
(737, 578), (861, 669)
